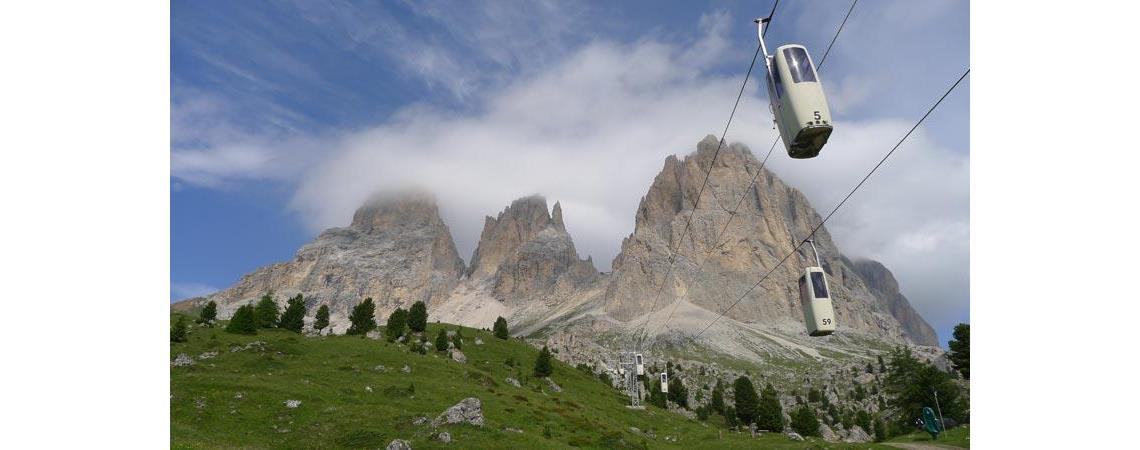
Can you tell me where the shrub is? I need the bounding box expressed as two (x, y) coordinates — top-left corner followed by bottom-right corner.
(667, 375), (688, 409)
(790, 406), (820, 437)
(710, 379), (726, 415)
(314, 304), (330, 334)
(170, 316), (188, 342)
(453, 328), (463, 350)
(197, 301), (217, 325)
(435, 329), (449, 352)
(733, 376), (759, 426)
(493, 316), (509, 339)
(385, 308), (407, 342)
(254, 293), (279, 328)
(279, 294), (306, 333)
(533, 345), (553, 378)
(407, 301), (427, 332)
(225, 305), (258, 335)
(346, 298), (377, 335)
(873, 417), (888, 442)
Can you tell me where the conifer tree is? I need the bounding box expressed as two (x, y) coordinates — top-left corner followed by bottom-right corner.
(170, 316), (188, 342)
(197, 301), (217, 325)
(790, 406), (821, 437)
(254, 293), (279, 328)
(533, 345), (553, 377)
(667, 375), (688, 409)
(225, 305), (258, 335)
(407, 301), (428, 332)
(756, 383), (785, 432)
(452, 328), (463, 350)
(385, 307), (407, 342)
(733, 376), (760, 426)
(947, 323), (970, 379)
(314, 304), (330, 334)
(493, 316), (510, 339)
(346, 298), (377, 335)
(710, 379), (726, 415)
(278, 294), (306, 333)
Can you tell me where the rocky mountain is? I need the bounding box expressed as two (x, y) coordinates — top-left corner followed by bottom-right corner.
(177, 135), (938, 349)
(197, 191), (465, 332)
(601, 135), (939, 346)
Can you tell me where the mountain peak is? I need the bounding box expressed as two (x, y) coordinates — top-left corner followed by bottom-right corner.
(350, 189), (442, 233)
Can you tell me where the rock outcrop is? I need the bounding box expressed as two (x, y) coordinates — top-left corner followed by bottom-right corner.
(201, 190), (464, 332)
(850, 258), (939, 346)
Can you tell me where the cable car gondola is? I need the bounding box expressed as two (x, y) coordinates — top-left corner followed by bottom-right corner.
(756, 17), (833, 159)
(797, 239), (837, 336)
(660, 372), (668, 394)
(635, 353), (645, 376)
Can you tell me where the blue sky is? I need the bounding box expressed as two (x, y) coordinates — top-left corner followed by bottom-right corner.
(172, 0), (969, 345)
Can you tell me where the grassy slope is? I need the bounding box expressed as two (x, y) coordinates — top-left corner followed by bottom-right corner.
(886, 426), (970, 448)
(171, 315), (907, 449)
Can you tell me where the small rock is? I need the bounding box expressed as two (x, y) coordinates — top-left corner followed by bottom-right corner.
(505, 377), (521, 388)
(435, 431), (452, 443)
(366, 330), (381, 340)
(194, 397), (207, 409)
(545, 378), (562, 393)
(284, 399), (301, 409)
(397, 335), (407, 343)
(820, 423), (838, 442)
(786, 432), (804, 441)
(450, 350), (467, 364)
(412, 416), (429, 425)
(365, 386), (373, 392)
(172, 353), (195, 367)
(630, 427), (641, 434)
(474, 338), (483, 345)
(432, 398), (485, 427)
(446, 330), (457, 337)
(401, 365), (412, 374)
(374, 364), (388, 372)
(503, 427), (523, 434)
(197, 351), (218, 360)
(386, 439), (412, 450)
(234, 392), (244, 400)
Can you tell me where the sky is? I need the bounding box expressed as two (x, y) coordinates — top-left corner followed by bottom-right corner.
(171, 0), (969, 347)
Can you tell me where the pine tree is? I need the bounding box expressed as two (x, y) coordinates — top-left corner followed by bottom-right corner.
(883, 346), (966, 428)
(667, 375), (688, 409)
(755, 383), (785, 432)
(878, 354), (887, 373)
(435, 329), (449, 352)
(790, 406), (821, 437)
(407, 301), (427, 332)
(856, 410), (872, 432)
(346, 298), (377, 335)
(197, 300), (217, 325)
(533, 345), (553, 377)
(493, 316), (509, 339)
(710, 379), (726, 415)
(254, 293), (279, 328)
(170, 316), (188, 342)
(314, 305), (330, 334)
(947, 323), (970, 379)
(733, 376), (760, 426)
(278, 294), (306, 333)
(808, 387), (822, 403)
(385, 308), (407, 342)
(225, 305), (258, 335)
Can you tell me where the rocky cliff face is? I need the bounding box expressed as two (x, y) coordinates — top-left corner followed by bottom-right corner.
(850, 258), (938, 346)
(602, 135), (938, 345)
(202, 191), (465, 332)
(468, 196), (597, 303)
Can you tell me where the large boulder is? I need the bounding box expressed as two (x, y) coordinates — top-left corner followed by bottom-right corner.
(845, 425), (872, 443)
(819, 423), (838, 442)
(432, 398), (485, 427)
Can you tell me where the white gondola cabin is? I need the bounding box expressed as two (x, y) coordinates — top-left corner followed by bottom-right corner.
(635, 353), (645, 376)
(798, 267), (836, 336)
(757, 18), (833, 159)
(660, 373), (669, 394)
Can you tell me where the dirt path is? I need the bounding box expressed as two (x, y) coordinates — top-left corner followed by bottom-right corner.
(885, 443), (965, 450)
